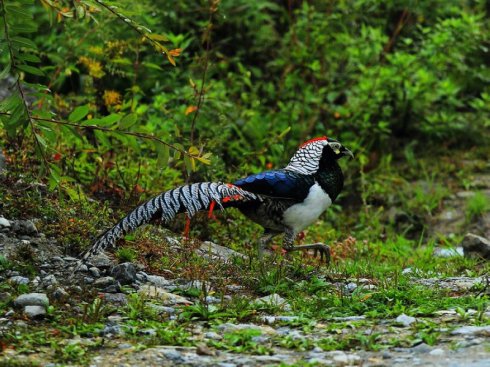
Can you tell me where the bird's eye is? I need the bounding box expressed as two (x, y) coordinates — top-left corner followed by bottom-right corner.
(330, 143), (341, 154)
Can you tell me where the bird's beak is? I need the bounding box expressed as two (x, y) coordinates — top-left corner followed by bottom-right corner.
(342, 148), (354, 159)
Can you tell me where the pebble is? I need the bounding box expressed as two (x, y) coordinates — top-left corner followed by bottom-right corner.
(102, 293), (128, 305)
(138, 285), (192, 305)
(396, 314), (417, 327)
(111, 262), (137, 285)
(9, 276), (29, 285)
(52, 287), (69, 300)
(89, 267), (101, 277)
(24, 305), (46, 319)
(451, 325), (490, 336)
(11, 220), (38, 235)
(0, 217), (11, 228)
(146, 274), (171, 287)
(14, 293), (49, 308)
(345, 282), (358, 292)
(429, 348), (444, 356)
(93, 276), (116, 288)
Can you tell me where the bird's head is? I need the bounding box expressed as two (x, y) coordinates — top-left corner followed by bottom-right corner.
(285, 136), (353, 175)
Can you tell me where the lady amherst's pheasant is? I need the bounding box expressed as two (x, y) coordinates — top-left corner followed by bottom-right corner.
(81, 136), (353, 264)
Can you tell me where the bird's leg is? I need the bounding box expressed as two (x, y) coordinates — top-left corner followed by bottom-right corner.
(282, 229), (331, 264)
(257, 231), (278, 259)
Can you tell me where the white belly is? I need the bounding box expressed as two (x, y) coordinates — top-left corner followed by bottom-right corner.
(283, 183), (332, 234)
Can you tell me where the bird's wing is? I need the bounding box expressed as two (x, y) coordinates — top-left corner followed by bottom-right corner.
(234, 170), (314, 201)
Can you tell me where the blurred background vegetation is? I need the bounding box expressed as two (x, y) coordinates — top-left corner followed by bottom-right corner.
(0, 0), (489, 251)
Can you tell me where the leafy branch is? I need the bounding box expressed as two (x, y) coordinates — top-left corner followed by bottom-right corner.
(0, 112), (210, 164)
(93, 0), (179, 66)
(0, 0), (50, 169)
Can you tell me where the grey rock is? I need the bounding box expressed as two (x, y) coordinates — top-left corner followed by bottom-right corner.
(78, 264), (89, 272)
(101, 324), (122, 336)
(139, 328), (157, 336)
(42, 274), (58, 287)
(89, 267), (101, 277)
(411, 343), (432, 353)
(83, 277), (94, 284)
(146, 274), (171, 287)
(9, 276), (29, 285)
(94, 276), (116, 288)
(196, 241), (246, 261)
(429, 348), (444, 356)
(89, 253), (113, 268)
(111, 262), (137, 285)
(14, 293), (49, 308)
(433, 247), (464, 257)
(136, 271), (149, 282)
(331, 315), (366, 321)
(102, 284), (121, 293)
(345, 282), (357, 292)
(162, 349), (185, 363)
(102, 293), (128, 305)
(461, 233), (490, 260)
(396, 313), (417, 327)
(0, 217), (11, 228)
(204, 331), (222, 340)
(24, 305), (46, 319)
(149, 304), (176, 315)
(451, 325), (490, 336)
(138, 285), (192, 305)
(11, 220), (38, 235)
(52, 287), (69, 300)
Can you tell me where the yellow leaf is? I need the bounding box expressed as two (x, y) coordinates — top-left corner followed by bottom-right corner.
(188, 146), (200, 156)
(185, 105), (198, 115)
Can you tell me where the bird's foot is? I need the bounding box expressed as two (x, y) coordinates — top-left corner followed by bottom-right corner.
(284, 243), (330, 264)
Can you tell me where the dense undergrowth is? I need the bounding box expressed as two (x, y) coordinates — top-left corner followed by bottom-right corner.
(1, 0), (490, 365)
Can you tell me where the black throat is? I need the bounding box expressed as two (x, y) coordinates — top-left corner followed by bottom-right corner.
(314, 159), (344, 202)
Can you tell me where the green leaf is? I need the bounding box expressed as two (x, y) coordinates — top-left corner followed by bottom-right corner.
(68, 105), (90, 122)
(17, 64), (44, 76)
(0, 61), (11, 80)
(97, 114), (121, 127)
(17, 53), (41, 63)
(119, 113), (138, 129)
(11, 36), (37, 49)
(155, 143), (170, 167)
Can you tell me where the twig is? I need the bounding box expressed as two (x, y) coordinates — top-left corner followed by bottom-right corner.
(190, 2), (215, 144)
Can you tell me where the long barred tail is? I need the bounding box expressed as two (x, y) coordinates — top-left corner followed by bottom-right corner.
(80, 182), (258, 261)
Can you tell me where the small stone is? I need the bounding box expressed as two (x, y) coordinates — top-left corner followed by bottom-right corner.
(102, 284), (121, 293)
(42, 274), (58, 286)
(433, 247), (464, 258)
(255, 293), (291, 311)
(402, 267), (414, 275)
(162, 349), (185, 363)
(111, 263), (137, 285)
(14, 293), (49, 308)
(345, 282), (357, 292)
(411, 343), (431, 353)
(429, 348), (444, 356)
(102, 293), (128, 305)
(331, 315), (366, 321)
(89, 267), (100, 277)
(52, 287), (69, 300)
(9, 276), (29, 285)
(146, 274), (171, 287)
(196, 241), (245, 261)
(461, 233), (490, 260)
(101, 324), (122, 336)
(89, 253), (113, 268)
(11, 220), (37, 235)
(93, 276), (116, 288)
(83, 277), (94, 284)
(78, 264), (89, 272)
(0, 217), (10, 228)
(139, 328), (156, 336)
(24, 305), (46, 319)
(138, 285), (192, 305)
(396, 314), (416, 327)
(196, 343), (216, 356)
(205, 331), (222, 340)
(451, 325), (490, 336)
(136, 271), (148, 282)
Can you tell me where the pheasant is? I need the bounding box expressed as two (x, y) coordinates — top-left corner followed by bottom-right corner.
(81, 136), (353, 264)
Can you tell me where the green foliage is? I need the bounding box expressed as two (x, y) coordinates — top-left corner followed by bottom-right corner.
(0, 0), (488, 200)
(466, 191), (490, 222)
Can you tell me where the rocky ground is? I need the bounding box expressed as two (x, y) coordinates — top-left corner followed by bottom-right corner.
(1, 157), (490, 366)
(1, 212), (490, 366)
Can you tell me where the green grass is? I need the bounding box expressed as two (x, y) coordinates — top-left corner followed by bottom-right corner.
(466, 191), (490, 222)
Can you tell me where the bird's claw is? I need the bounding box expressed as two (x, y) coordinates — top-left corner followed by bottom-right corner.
(313, 244), (331, 265)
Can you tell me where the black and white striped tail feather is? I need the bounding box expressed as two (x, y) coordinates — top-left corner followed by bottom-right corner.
(80, 182), (258, 262)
